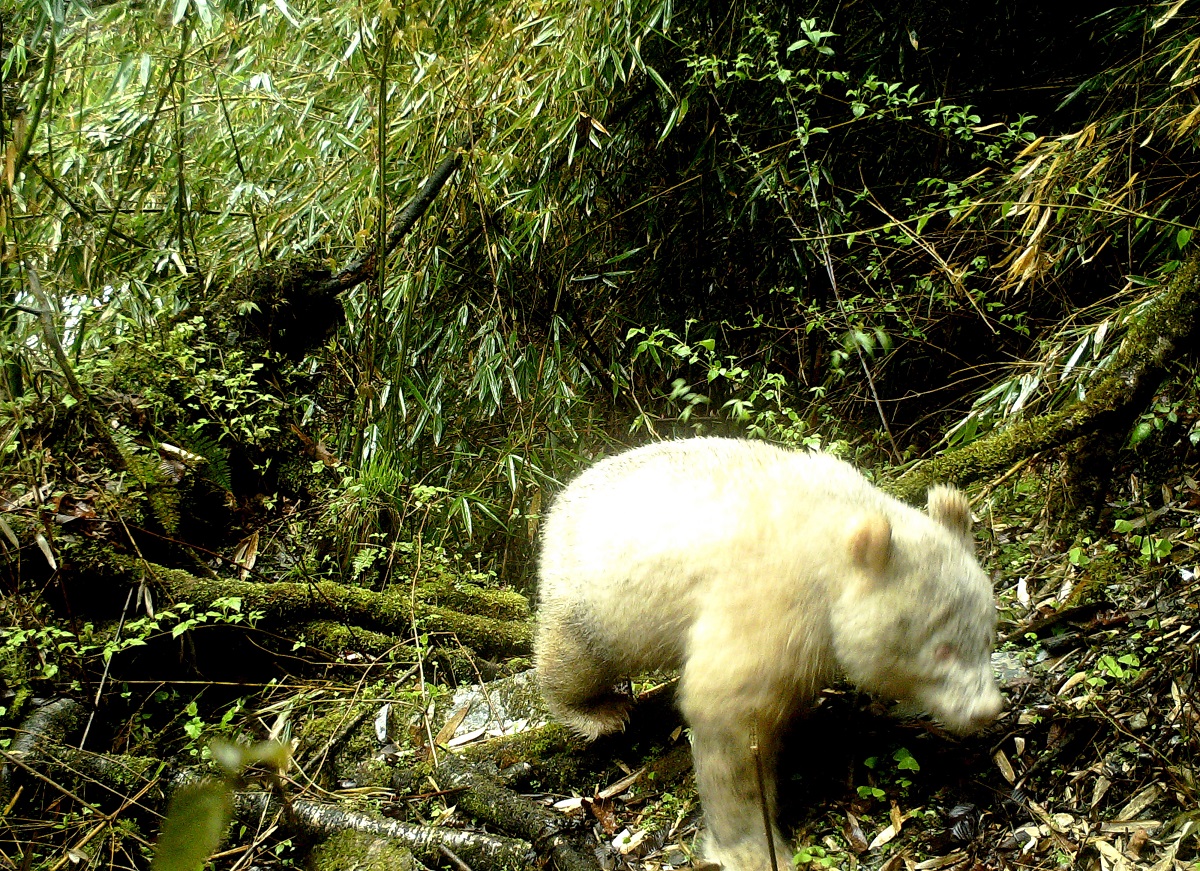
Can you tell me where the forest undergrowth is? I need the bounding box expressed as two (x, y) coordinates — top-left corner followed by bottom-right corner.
(2, 0), (1200, 869)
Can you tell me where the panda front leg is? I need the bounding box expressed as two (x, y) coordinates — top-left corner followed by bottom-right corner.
(680, 646), (794, 871)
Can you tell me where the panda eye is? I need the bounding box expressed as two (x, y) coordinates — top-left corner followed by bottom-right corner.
(933, 643), (956, 662)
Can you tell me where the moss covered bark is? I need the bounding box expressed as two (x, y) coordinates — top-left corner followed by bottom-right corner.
(887, 254), (1200, 508)
(61, 538), (531, 660)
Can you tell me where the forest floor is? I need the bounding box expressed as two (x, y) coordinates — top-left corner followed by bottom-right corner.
(3, 456), (1199, 871)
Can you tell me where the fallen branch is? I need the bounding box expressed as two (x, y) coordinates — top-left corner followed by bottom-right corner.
(0, 698), (87, 801)
(28, 737), (531, 871)
(888, 254), (1200, 504)
(60, 543), (531, 660)
(435, 753), (600, 871)
(324, 131), (473, 296)
(229, 785), (529, 869)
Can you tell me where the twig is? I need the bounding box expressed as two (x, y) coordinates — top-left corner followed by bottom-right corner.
(889, 253), (1200, 502)
(202, 43), (263, 263)
(324, 129), (474, 296)
(26, 265), (87, 403)
(868, 195), (994, 330)
(23, 265), (127, 471)
(439, 844), (475, 871)
(795, 151), (902, 462)
(0, 748), (110, 821)
(750, 727), (779, 871)
(14, 20), (58, 176)
(80, 586), (135, 750)
(26, 162), (150, 250)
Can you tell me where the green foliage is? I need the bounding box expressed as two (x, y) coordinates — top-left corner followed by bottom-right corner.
(120, 316), (283, 451)
(151, 781), (234, 871)
(8, 0), (1200, 565)
(892, 747), (920, 772)
(794, 843), (836, 867)
(178, 428), (233, 492)
(116, 599), (261, 663)
(1, 622), (88, 685)
(859, 747), (920, 799)
(1067, 537), (1117, 569)
(0, 597), (254, 726)
(856, 783), (887, 801)
(626, 321), (839, 449)
(1113, 518), (1173, 564)
(152, 740), (290, 871)
(1082, 651), (1145, 691)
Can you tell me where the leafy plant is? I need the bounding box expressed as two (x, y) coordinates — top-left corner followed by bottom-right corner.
(1088, 653), (1143, 688)
(794, 843), (836, 867)
(859, 747), (921, 799)
(1113, 518), (1173, 564)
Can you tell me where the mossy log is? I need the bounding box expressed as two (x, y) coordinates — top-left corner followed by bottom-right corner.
(61, 539), (532, 660)
(453, 684), (685, 794)
(0, 698), (88, 802)
(155, 567), (530, 659)
(309, 831), (417, 871)
(229, 787), (530, 870)
(20, 736), (530, 871)
(887, 255), (1200, 506)
(434, 753), (600, 871)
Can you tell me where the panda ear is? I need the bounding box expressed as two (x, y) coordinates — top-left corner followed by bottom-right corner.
(927, 485), (973, 540)
(849, 514), (892, 577)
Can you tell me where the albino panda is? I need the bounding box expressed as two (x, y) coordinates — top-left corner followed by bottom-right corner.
(535, 438), (1003, 871)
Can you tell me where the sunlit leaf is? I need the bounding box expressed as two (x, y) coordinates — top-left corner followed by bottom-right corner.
(151, 782), (233, 871)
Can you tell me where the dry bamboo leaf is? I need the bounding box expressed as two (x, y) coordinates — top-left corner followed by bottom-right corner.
(1148, 824), (1187, 871)
(1058, 671), (1089, 695)
(1093, 838), (1129, 871)
(913, 854), (967, 870)
(233, 531), (259, 580)
(1154, 0), (1190, 31)
(612, 827), (647, 855)
(0, 514), (18, 548)
(35, 532), (57, 570)
(434, 703), (472, 747)
(1100, 821), (1160, 834)
(844, 811), (870, 853)
(1026, 202), (1054, 245)
(374, 703), (391, 742)
(1083, 154), (1112, 181)
(1126, 827), (1150, 858)
(586, 796), (620, 835)
(598, 766), (643, 800)
(1015, 149), (1049, 179)
(993, 749), (1016, 783)
(1008, 244), (1041, 285)
(1116, 784), (1161, 820)
(445, 726), (488, 747)
(1033, 153), (1067, 202)
(1158, 34), (1200, 78)
(1174, 103), (1200, 140)
(1064, 123), (1096, 148)
(159, 442), (206, 464)
(1017, 135), (1046, 159)
(868, 823), (898, 851)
